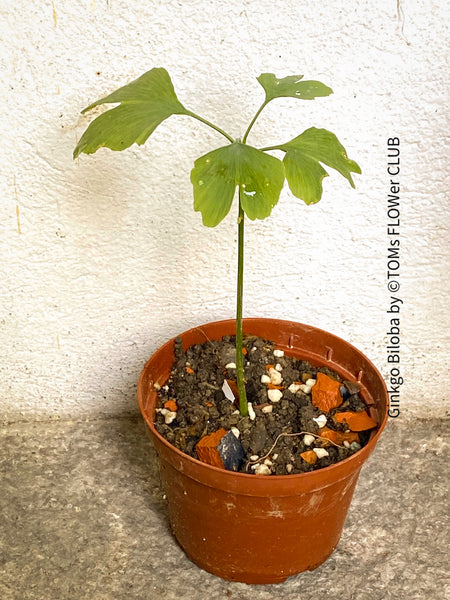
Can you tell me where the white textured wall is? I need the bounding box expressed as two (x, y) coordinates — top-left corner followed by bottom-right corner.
(1, 1), (448, 422)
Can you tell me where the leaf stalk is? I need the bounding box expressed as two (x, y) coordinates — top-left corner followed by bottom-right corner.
(184, 110), (235, 143)
(242, 101), (267, 144)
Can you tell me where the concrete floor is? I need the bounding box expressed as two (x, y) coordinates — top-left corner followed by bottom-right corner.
(0, 416), (448, 600)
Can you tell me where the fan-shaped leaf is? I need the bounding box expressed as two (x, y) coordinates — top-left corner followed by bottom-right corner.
(274, 127), (361, 205)
(190, 142), (285, 227)
(73, 68), (188, 158)
(257, 73), (333, 102)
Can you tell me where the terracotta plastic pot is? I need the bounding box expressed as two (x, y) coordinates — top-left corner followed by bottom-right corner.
(138, 319), (388, 584)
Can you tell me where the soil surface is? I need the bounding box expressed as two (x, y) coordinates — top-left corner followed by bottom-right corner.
(155, 335), (374, 475)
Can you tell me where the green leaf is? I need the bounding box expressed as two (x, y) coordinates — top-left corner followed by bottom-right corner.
(283, 151), (328, 206)
(274, 127), (361, 205)
(190, 142), (285, 226)
(257, 73), (333, 102)
(73, 68), (188, 158)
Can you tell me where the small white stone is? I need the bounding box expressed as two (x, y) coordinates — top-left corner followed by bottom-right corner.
(163, 385), (169, 391)
(268, 389), (283, 403)
(153, 382), (161, 391)
(299, 383), (312, 394)
(343, 441), (350, 448)
(225, 362), (236, 369)
(306, 378), (316, 387)
(250, 455), (260, 461)
(262, 405), (273, 414)
(303, 434), (315, 446)
(247, 402), (256, 421)
(288, 383), (302, 393)
(268, 368), (282, 385)
(231, 427), (240, 439)
(275, 363), (283, 372)
(222, 379), (235, 402)
(254, 464), (271, 476)
(264, 458), (273, 467)
(286, 464), (294, 473)
(350, 441), (361, 451)
(313, 448), (329, 459)
(272, 453), (278, 460)
(274, 349), (284, 358)
(260, 374), (271, 384)
(313, 414), (327, 428)
(164, 411), (177, 425)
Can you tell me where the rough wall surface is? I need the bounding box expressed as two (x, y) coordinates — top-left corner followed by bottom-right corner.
(1, 1), (448, 421)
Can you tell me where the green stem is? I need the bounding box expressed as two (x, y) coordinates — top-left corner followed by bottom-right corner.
(236, 191), (248, 416)
(258, 144), (279, 152)
(235, 100), (270, 415)
(184, 110), (235, 143)
(242, 100), (268, 144)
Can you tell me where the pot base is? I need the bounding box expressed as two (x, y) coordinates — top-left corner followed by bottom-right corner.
(184, 548), (336, 584)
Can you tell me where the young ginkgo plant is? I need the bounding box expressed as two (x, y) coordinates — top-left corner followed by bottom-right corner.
(74, 67), (361, 418)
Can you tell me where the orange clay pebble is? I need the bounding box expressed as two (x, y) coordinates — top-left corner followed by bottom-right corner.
(334, 411), (377, 432)
(196, 428), (228, 468)
(185, 366), (194, 374)
(267, 383), (284, 390)
(317, 426), (359, 446)
(265, 364), (275, 371)
(311, 372), (343, 412)
(164, 399), (178, 412)
(317, 426), (341, 446)
(300, 450), (318, 465)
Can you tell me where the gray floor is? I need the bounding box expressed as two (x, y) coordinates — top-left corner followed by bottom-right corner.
(1, 416), (448, 600)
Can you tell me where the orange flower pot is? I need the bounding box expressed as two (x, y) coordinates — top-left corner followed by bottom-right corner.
(137, 319), (388, 584)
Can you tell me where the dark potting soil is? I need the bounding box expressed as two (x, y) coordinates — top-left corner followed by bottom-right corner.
(154, 335), (373, 475)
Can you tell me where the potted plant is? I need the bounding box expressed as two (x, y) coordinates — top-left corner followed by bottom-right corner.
(74, 68), (388, 584)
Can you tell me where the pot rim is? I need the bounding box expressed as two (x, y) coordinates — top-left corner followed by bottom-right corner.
(138, 318), (389, 487)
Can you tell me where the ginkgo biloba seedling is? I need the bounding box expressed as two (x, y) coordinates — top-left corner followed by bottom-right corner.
(74, 67), (361, 417)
